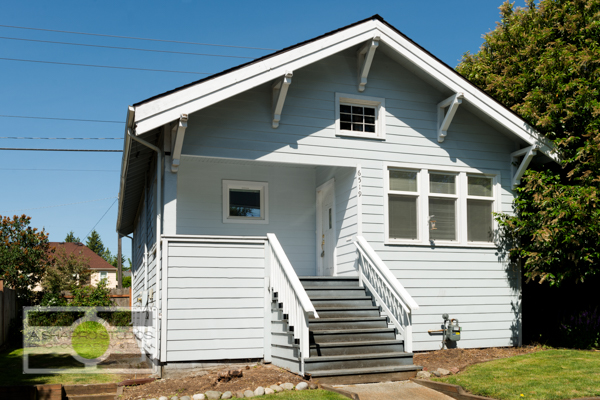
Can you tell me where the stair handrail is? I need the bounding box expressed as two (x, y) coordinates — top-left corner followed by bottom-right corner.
(354, 235), (419, 353)
(266, 233), (318, 374)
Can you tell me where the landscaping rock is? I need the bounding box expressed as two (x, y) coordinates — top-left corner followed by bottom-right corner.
(417, 371), (431, 379)
(243, 389), (255, 398)
(432, 370), (441, 377)
(269, 385), (282, 392)
(437, 368), (451, 376)
(171, 397), (179, 400)
(148, 398), (157, 400)
(206, 391), (222, 400)
(264, 388), (274, 395)
(254, 386), (265, 396)
(180, 396), (191, 400)
(295, 382), (308, 391)
(221, 392), (232, 399)
(450, 367), (460, 374)
(281, 382), (294, 390)
(309, 382), (318, 390)
(235, 391), (245, 398)
(160, 397), (169, 400)
(192, 395), (205, 400)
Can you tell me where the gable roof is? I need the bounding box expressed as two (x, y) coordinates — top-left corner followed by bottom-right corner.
(50, 242), (116, 271)
(117, 14), (557, 235)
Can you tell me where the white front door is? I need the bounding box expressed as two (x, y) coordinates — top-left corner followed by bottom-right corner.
(317, 180), (336, 276)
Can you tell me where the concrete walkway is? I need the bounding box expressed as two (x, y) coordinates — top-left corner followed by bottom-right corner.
(334, 380), (455, 400)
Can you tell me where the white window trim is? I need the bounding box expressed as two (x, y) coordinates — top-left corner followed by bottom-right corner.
(335, 92), (386, 140)
(222, 180), (269, 224)
(384, 162), (501, 248)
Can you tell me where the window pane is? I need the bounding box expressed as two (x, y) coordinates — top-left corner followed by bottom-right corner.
(340, 113), (351, 122)
(389, 195), (418, 240)
(390, 170), (417, 192)
(352, 106), (363, 114)
(340, 105), (352, 113)
(430, 174), (456, 194)
(340, 122), (351, 130)
(363, 107), (375, 116)
(230, 189), (261, 217)
(353, 123), (364, 131)
(429, 198), (456, 241)
(468, 176), (493, 197)
(467, 200), (493, 242)
(364, 124), (375, 133)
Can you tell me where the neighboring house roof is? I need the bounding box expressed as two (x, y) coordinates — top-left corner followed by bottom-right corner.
(117, 14), (557, 235)
(49, 242), (117, 271)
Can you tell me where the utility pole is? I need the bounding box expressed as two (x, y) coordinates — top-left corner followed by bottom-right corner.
(117, 234), (122, 288)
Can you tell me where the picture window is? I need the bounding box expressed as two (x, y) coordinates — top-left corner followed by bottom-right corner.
(222, 180), (269, 224)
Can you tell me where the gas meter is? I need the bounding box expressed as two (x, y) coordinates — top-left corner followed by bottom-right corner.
(428, 313), (462, 349)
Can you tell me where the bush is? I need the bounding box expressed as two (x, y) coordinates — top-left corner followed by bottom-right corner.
(559, 309), (600, 350)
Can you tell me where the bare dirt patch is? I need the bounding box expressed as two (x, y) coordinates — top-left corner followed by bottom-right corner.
(413, 346), (542, 373)
(121, 364), (310, 400)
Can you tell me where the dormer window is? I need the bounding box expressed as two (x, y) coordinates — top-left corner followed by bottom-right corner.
(335, 93), (385, 140)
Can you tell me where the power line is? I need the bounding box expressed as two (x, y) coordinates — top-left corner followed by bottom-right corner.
(0, 148), (122, 152)
(85, 198), (118, 240)
(6, 196), (118, 213)
(0, 114), (122, 124)
(0, 57), (211, 75)
(0, 24), (279, 51)
(0, 168), (119, 172)
(0, 137), (121, 140)
(0, 36), (256, 59)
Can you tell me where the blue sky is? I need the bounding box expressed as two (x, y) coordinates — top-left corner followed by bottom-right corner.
(0, 0), (530, 261)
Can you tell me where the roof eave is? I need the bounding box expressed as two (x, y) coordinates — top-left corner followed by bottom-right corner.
(116, 106), (135, 235)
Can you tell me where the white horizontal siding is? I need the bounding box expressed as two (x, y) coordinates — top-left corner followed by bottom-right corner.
(165, 240), (266, 362)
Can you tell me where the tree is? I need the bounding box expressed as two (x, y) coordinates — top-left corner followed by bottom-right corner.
(42, 246), (91, 295)
(457, 0), (600, 286)
(64, 231), (81, 243)
(85, 230), (105, 256)
(0, 215), (53, 297)
(122, 276), (131, 288)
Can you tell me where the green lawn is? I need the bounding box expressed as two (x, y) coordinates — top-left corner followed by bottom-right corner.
(439, 349), (600, 400)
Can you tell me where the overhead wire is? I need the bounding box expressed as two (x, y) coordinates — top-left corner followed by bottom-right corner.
(0, 114), (122, 124)
(0, 148), (122, 152)
(0, 168), (119, 172)
(0, 24), (279, 51)
(0, 36), (257, 59)
(0, 137), (121, 140)
(85, 198), (118, 239)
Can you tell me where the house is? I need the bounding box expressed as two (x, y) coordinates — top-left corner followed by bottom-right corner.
(47, 242), (118, 289)
(116, 15), (556, 382)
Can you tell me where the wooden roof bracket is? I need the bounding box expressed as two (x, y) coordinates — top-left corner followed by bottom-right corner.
(437, 93), (464, 143)
(272, 71), (293, 128)
(511, 144), (538, 189)
(357, 36), (380, 92)
(170, 114), (188, 173)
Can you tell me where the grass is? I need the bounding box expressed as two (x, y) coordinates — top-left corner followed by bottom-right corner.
(438, 349), (600, 400)
(0, 347), (124, 386)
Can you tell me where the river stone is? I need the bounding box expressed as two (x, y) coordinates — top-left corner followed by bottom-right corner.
(269, 385), (282, 393)
(192, 395), (205, 400)
(295, 382), (308, 391)
(437, 368), (451, 376)
(221, 392), (232, 399)
(309, 382), (318, 390)
(254, 387), (265, 396)
(206, 391), (222, 400)
(417, 371), (431, 379)
(160, 397), (169, 400)
(450, 367), (460, 374)
(234, 391), (245, 398)
(180, 397), (191, 400)
(281, 383), (295, 390)
(243, 389), (255, 397)
(431, 370), (441, 377)
(171, 397), (179, 400)
(264, 388), (274, 395)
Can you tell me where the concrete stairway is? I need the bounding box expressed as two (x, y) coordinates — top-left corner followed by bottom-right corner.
(300, 276), (421, 384)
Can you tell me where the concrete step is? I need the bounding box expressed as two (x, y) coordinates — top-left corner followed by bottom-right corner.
(315, 306), (381, 318)
(307, 364), (421, 385)
(305, 351), (413, 371)
(311, 327), (396, 344)
(309, 316), (388, 330)
(310, 339), (405, 356)
(299, 276), (360, 287)
(311, 296), (374, 308)
(305, 287), (367, 297)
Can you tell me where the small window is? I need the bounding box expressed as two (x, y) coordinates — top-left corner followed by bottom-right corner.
(335, 93), (385, 139)
(223, 180), (269, 224)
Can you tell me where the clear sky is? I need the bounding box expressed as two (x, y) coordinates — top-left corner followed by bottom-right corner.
(0, 0), (530, 261)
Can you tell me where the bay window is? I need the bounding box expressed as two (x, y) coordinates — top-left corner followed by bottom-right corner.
(385, 165), (499, 246)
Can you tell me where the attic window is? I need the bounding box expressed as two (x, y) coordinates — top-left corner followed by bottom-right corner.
(335, 93), (385, 140)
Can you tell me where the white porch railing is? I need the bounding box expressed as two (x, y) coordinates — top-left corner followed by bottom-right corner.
(354, 235), (419, 353)
(266, 233), (318, 374)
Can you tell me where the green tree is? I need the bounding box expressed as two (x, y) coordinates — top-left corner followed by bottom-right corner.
(122, 276), (131, 288)
(0, 215), (53, 298)
(85, 230), (105, 256)
(64, 231), (81, 243)
(457, 0), (600, 286)
(42, 246), (91, 295)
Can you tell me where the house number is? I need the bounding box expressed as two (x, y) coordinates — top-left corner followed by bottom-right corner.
(357, 167), (362, 197)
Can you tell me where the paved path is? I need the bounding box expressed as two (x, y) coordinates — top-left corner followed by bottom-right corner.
(334, 380), (455, 400)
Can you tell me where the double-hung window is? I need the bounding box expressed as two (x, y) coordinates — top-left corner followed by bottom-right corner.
(385, 165), (498, 246)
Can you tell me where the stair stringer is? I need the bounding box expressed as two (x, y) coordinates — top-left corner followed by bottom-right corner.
(270, 301), (302, 374)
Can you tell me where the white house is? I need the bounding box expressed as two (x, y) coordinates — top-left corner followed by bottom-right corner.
(116, 15), (555, 383)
